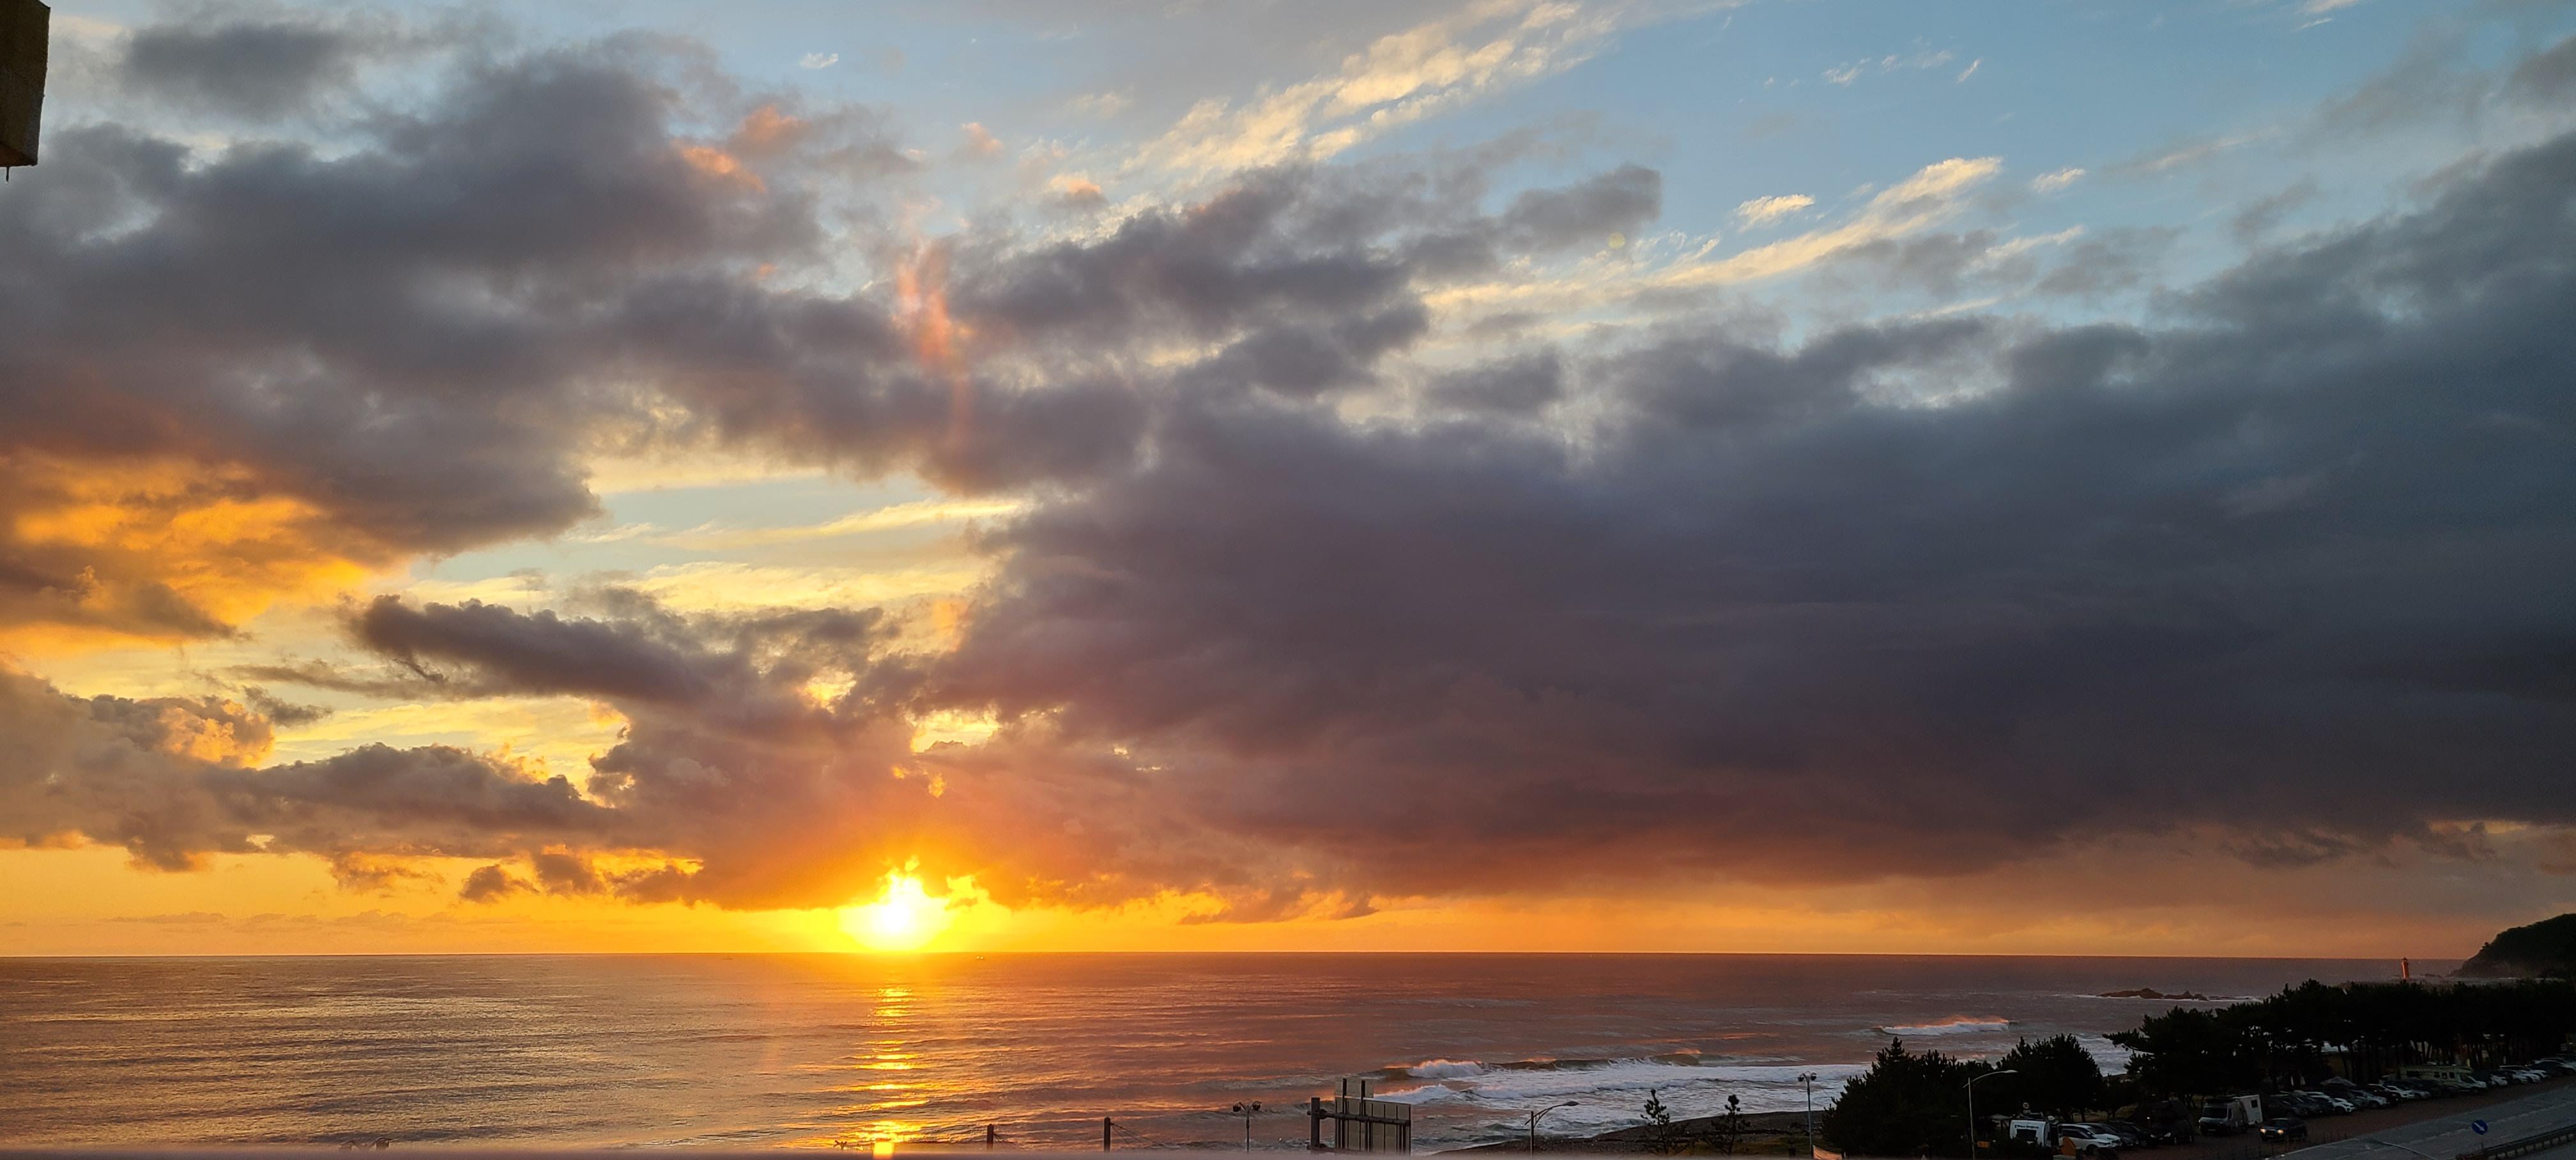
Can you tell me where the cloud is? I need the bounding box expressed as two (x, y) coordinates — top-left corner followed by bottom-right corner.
(1822, 49), (1958, 88)
(0, 22), (960, 648)
(1048, 172), (1108, 206)
(1733, 194), (1815, 228)
(2506, 34), (2576, 109)
(118, 14), (411, 120)
(1069, 89), (1131, 118)
(920, 127), (2576, 901)
(0, 664), (613, 873)
(652, 498), (1027, 549)
(2107, 132), (2274, 178)
(1133, 2), (1629, 174)
(2230, 179), (2321, 244)
(1427, 350), (1565, 415)
(1813, 222), (2165, 303)
(1498, 164), (1661, 251)
(2030, 167), (2086, 194)
(15, 9), (2576, 929)
(1956, 57), (1981, 83)
(799, 52), (839, 70)
(1644, 156), (2002, 290)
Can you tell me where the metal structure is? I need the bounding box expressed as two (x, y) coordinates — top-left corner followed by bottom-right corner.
(1527, 1100), (1578, 1148)
(1798, 1071), (1821, 1156)
(1307, 1078), (1411, 1153)
(1966, 1068), (2018, 1156)
(0, 0), (43, 168)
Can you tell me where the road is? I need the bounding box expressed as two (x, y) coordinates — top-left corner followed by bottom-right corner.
(2288, 1082), (2576, 1160)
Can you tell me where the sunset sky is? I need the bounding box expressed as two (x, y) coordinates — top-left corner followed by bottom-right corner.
(5, 0), (2575, 957)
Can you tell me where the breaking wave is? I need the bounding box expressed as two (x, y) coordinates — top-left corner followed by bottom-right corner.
(1368, 1052), (1869, 1134)
(1876, 1016), (2012, 1037)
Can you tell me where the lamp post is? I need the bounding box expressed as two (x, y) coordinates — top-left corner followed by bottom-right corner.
(1232, 1103), (1261, 1152)
(1799, 1073), (1820, 1156)
(1527, 1101), (1579, 1150)
(1966, 1070), (2018, 1158)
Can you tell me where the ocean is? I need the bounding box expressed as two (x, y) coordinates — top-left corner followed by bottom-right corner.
(0, 954), (2423, 1152)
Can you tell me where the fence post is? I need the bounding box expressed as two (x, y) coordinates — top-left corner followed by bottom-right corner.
(1105, 1117), (1113, 1152)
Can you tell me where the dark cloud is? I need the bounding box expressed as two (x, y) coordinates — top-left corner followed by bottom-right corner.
(1498, 163), (1662, 252)
(1427, 350), (1565, 415)
(2507, 34), (2576, 107)
(1819, 225), (2177, 302)
(458, 864), (530, 903)
(918, 126), (2576, 901)
(241, 686), (332, 727)
(121, 18), (385, 120)
(12, 10), (2576, 925)
(38, 121), (2576, 918)
(0, 666), (615, 873)
(0, 25), (935, 644)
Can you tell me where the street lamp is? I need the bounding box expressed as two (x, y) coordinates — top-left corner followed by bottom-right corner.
(1966, 1070), (2018, 1158)
(1799, 1073), (1821, 1157)
(1231, 1103), (1261, 1152)
(1527, 1101), (1579, 1149)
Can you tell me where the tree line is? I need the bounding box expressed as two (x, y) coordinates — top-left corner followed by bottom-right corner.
(1819, 979), (2576, 1157)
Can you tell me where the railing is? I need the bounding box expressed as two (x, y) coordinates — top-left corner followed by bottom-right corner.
(2457, 1120), (2576, 1160)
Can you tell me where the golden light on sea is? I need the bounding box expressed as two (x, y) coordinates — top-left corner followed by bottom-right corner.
(839, 873), (951, 952)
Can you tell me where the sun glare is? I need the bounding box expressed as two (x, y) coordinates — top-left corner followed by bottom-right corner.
(840, 873), (951, 952)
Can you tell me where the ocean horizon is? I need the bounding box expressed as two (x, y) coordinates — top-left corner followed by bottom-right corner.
(0, 953), (2445, 1152)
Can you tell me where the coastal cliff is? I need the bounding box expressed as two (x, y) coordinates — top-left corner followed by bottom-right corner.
(2459, 913), (2576, 978)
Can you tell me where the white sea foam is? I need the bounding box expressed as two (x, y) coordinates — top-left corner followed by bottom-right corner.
(2076, 1032), (2135, 1073)
(1876, 1016), (2012, 1036)
(1373, 1055), (1869, 1138)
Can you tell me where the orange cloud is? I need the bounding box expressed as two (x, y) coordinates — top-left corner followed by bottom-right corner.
(678, 144), (765, 191)
(895, 243), (975, 448)
(1, 454), (379, 655)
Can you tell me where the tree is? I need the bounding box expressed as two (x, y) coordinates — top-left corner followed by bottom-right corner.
(1703, 1094), (1749, 1156)
(1823, 1039), (1982, 1159)
(2110, 1006), (2261, 1097)
(1641, 1088), (1682, 1155)
(1993, 1035), (2106, 1117)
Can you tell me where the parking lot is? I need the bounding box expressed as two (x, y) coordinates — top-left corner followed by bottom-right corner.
(2143, 1076), (2576, 1160)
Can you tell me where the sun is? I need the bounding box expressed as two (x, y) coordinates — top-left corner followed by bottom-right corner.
(839, 873), (952, 952)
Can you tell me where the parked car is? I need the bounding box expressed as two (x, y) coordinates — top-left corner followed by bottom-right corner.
(2060, 1124), (2128, 1154)
(2100, 1120), (2156, 1149)
(2200, 1095), (2262, 1136)
(2258, 1118), (2310, 1144)
(2370, 1083), (2418, 1102)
